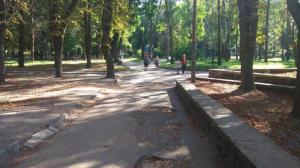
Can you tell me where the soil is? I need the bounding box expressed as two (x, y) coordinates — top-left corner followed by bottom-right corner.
(195, 80), (300, 159)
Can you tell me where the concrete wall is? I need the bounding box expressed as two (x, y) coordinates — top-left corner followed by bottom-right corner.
(176, 80), (300, 168)
(209, 69), (296, 86)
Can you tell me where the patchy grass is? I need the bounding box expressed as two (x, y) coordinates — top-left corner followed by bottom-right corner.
(6, 59), (128, 71)
(126, 57), (142, 63)
(195, 80), (300, 159)
(160, 58), (296, 71)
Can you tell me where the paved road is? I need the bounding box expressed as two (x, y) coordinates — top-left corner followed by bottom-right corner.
(6, 63), (223, 168)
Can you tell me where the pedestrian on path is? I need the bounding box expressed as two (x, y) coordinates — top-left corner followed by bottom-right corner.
(154, 56), (160, 68)
(144, 56), (150, 70)
(181, 54), (187, 74)
(176, 59), (181, 74)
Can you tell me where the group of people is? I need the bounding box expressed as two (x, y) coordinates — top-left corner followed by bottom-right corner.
(143, 53), (187, 75)
(144, 56), (160, 68)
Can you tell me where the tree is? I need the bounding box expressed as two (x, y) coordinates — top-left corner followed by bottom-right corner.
(0, 0), (5, 84)
(165, 0), (174, 64)
(238, 0), (259, 92)
(18, 10), (25, 68)
(84, 0), (92, 68)
(191, 0), (196, 83)
(264, 0), (270, 62)
(48, 0), (79, 77)
(217, 0), (221, 65)
(101, 0), (115, 78)
(287, 0), (300, 118)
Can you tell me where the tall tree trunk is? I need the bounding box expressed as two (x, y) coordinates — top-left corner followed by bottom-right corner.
(49, 0), (63, 77)
(48, 0), (78, 77)
(165, 0), (174, 64)
(236, 26), (239, 60)
(238, 0), (259, 92)
(0, 0), (5, 84)
(287, 0), (300, 118)
(191, 0), (197, 83)
(31, 0), (35, 62)
(53, 34), (63, 77)
(18, 17), (25, 68)
(217, 0), (222, 65)
(264, 0), (270, 62)
(84, 1), (92, 68)
(111, 31), (122, 64)
(31, 26), (35, 62)
(101, 0), (114, 78)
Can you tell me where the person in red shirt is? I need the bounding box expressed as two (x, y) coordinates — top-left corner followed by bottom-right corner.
(181, 54), (187, 74)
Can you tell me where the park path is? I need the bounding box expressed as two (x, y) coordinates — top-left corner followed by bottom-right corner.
(7, 63), (223, 168)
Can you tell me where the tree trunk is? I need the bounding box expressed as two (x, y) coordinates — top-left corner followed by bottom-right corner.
(264, 0), (270, 62)
(84, 2), (92, 68)
(238, 0), (258, 92)
(111, 32), (122, 64)
(31, 0), (35, 62)
(191, 0), (197, 83)
(18, 18), (25, 68)
(101, 0), (114, 78)
(53, 34), (63, 77)
(48, 0), (78, 77)
(217, 0), (222, 65)
(287, 0), (300, 118)
(292, 31), (300, 118)
(165, 0), (174, 64)
(0, 0), (5, 84)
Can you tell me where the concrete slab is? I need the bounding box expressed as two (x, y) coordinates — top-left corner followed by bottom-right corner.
(24, 129), (55, 148)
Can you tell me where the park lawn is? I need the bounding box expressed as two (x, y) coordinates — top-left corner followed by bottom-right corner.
(195, 80), (300, 159)
(126, 57), (142, 63)
(160, 58), (296, 71)
(5, 59), (129, 72)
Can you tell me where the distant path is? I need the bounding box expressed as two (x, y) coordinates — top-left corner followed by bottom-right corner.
(7, 63), (224, 168)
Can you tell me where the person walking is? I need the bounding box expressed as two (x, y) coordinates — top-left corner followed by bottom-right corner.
(176, 59), (180, 74)
(181, 54), (187, 74)
(154, 56), (160, 68)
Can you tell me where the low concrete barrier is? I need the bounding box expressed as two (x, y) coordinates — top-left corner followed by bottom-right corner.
(209, 69), (296, 86)
(196, 77), (295, 94)
(176, 79), (300, 168)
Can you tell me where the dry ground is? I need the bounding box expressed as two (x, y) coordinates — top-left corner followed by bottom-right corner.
(195, 80), (300, 159)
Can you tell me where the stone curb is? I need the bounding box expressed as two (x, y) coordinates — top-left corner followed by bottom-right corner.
(196, 77), (295, 93)
(0, 113), (67, 166)
(176, 80), (300, 168)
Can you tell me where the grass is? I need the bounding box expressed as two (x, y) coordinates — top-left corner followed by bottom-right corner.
(126, 57), (142, 63)
(5, 59), (129, 71)
(160, 58), (296, 71)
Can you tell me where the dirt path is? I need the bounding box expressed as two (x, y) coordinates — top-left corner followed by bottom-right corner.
(0, 70), (115, 150)
(4, 63), (224, 168)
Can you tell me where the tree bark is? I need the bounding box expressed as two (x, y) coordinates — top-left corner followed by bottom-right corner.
(165, 0), (174, 64)
(264, 0), (270, 62)
(48, 0), (78, 77)
(287, 0), (300, 118)
(18, 16), (25, 68)
(238, 0), (259, 92)
(191, 0), (197, 83)
(84, 1), (92, 68)
(0, 0), (5, 84)
(111, 32), (122, 64)
(53, 35), (63, 77)
(101, 0), (114, 78)
(217, 0), (222, 65)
